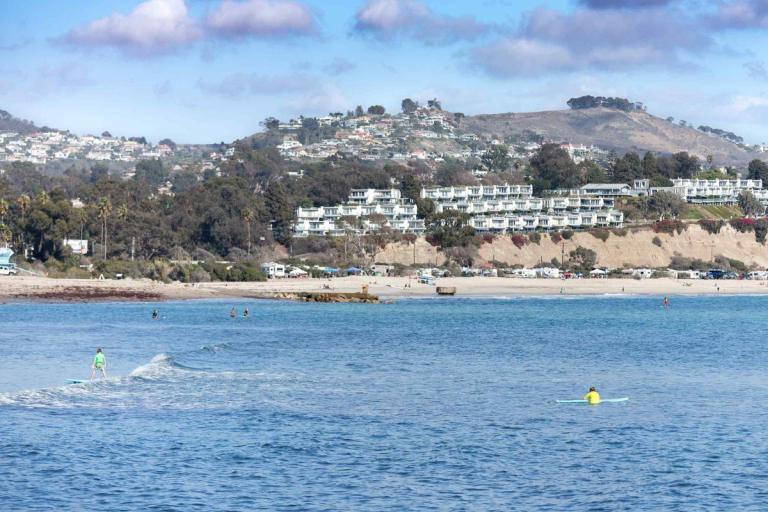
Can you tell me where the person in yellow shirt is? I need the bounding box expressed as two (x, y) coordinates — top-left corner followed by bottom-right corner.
(583, 386), (601, 405)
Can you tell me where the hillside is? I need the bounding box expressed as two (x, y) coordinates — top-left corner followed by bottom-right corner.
(374, 224), (768, 269)
(461, 107), (756, 165)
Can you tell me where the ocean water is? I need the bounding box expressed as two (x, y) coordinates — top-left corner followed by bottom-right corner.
(1, 295), (768, 511)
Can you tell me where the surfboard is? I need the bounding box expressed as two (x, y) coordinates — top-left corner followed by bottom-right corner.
(66, 379), (88, 384)
(556, 397), (629, 404)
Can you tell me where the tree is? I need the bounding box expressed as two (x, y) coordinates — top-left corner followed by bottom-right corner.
(747, 159), (768, 183)
(367, 105), (385, 116)
(568, 246), (597, 272)
(481, 145), (512, 173)
(427, 98), (442, 110)
(261, 117), (280, 131)
(738, 190), (764, 218)
(242, 208), (254, 256)
(401, 98), (418, 114)
(101, 131), (112, 138)
(97, 197), (112, 259)
(610, 152), (643, 183)
(425, 210), (475, 248)
(265, 181), (293, 246)
(159, 138), (177, 150)
(642, 152), (657, 178)
(0, 199), (8, 224)
(645, 191), (685, 220)
(453, 112), (465, 126)
(134, 159), (169, 188)
(529, 144), (579, 190)
(355, 105), (365, 117)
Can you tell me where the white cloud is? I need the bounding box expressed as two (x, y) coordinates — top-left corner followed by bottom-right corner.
(354, 0), (492, 45)
(205, 0), (319, 38)
(61, 0), (200, 56)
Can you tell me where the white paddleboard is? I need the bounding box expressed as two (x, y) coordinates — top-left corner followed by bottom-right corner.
(556, 397), (629, 404)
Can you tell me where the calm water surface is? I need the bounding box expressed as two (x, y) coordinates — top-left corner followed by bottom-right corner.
(1, 296), (767, 511)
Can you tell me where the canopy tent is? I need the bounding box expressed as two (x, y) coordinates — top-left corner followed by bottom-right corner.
(346, 267), (362, 275)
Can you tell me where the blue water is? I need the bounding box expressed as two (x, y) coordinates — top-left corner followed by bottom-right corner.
(2, 296), (768, 511)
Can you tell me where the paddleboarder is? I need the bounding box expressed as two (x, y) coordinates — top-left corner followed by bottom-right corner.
(583, 386), (601, 405)
(90, 347), (107, 380)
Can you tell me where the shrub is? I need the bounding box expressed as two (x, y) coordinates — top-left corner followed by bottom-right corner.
(590, 228), (610, 242)
(670, 256), (710, 271)
(481, 233), (496, 245)
(612, 228), (628, 237)
(653, 219), (687, 235)
(755, 218), (768, 244)
(190, 266), (211, 283)
(511, 234), (529, 249)
(652, 236), (663, 247)
(730, 217), (756, 233)
(699, 219), (724, 235)
(550, 232), (563, 243)
(528, 232), (542, 244)
(561, 230), (574, 240)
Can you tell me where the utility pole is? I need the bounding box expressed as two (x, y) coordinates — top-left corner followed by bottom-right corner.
(561, 240), (565, 270)
(131, 237), (135, 261)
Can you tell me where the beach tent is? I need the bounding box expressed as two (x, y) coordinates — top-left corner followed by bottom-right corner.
(589, 268), (607, 278)
(346, 267), (362, 276)
(323, 267), (339, 276)
(288, 268), (308, 278)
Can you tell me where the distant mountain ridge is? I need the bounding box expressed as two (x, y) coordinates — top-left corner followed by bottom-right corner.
(461, 107), (756, 165)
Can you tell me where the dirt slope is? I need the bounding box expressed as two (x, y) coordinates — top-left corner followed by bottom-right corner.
(462, 107), (756, 166)
(375, 225), (768, 269)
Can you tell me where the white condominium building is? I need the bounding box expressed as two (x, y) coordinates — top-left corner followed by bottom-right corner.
(425, 183), (624, 230)
(293, 189), (424, 237)
(671, 178), (768, 204)
(421, 185), (534, 202)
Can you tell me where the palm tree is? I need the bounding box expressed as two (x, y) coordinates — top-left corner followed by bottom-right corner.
(35, 191), (49, 205)
(242, 208), (254, 256)
(16, 194), (30, 252)
(16, 194), (30, 224)
(97, 197), (112, 259)
(0, 199), (8, 224)
(0, 224), (11, 245)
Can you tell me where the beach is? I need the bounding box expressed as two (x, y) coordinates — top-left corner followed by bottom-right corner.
(0, 274), (766, 301)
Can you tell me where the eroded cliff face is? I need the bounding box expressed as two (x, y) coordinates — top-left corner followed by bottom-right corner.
(374, 225), (768, 268)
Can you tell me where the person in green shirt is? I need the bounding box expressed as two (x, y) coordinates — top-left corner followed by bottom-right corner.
(90, 347), (107, 380)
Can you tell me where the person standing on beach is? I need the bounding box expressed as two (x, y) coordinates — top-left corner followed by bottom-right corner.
(90, 348), (107, 380)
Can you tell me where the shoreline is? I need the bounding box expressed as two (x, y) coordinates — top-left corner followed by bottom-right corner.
(0, 275), (767, 302)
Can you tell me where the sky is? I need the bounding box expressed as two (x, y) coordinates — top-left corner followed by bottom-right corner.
(2, 0), (768, 144)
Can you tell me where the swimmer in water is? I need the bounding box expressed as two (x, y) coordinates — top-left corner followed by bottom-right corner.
(152, 309), (159, 320)
(230, 307), (237, 318)
(583, 386), (601, 405)
(243, 308), (249, 318)
(90, 347), (107, 380)
(663, 297), (669, 309)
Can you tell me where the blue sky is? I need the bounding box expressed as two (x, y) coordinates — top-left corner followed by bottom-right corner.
(2, 0), (768, 144)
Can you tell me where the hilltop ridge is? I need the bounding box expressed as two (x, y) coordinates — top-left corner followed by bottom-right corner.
(462, 107), (754, 165)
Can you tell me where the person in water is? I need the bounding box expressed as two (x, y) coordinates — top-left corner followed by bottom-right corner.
(90, 347), (107, 380)
(230, 307), (237, 318)
(243, 308), (249, 318)
(663, 297), (669, 309)
(152, 309), (159, 320)
(583, 386), (601, 405)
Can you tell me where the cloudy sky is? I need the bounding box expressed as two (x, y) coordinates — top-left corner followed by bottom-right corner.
(2, 0), (768, 143)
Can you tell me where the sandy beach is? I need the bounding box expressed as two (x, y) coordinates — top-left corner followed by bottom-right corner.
(0, 275), (767, 302)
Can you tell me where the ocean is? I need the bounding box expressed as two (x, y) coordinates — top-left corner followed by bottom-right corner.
(1, 296), (767, 511)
